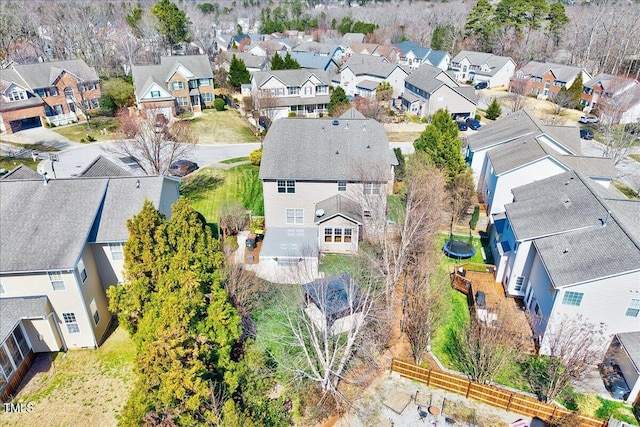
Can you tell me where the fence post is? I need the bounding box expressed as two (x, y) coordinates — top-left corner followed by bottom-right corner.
(550, 406), (556, 421)
(465, 381), (471, 399)
(506, 393), (513, 411)
(426, 368), (431, 386)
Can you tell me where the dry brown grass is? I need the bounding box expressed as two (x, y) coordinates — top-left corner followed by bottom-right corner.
(0, 326), (135, 427)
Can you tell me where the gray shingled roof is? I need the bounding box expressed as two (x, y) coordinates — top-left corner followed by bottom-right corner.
(11, 59), (99, 89)
(453, 86), (478, 104)
(356, 79), (379, 91)
(617, 332), (640, 372)
(506, 171), (640, 287)
(79, 156), (132, 178)
(340, 108), (365, 119)
(486, 135), (614, 178)
(1, 164), (41, 180)
(293, 41), (339, 56)
(0, 296), (49, 341)
(91, 176), (171, 243)
(341, 56), (404, 80)
(232, 52), (268, 69)
(404, 63), (448, 91)
(252, 68), (330, 88)
(315, 194), (362, 224)
(0, 178), (108, 272)
(132, 55), (212, 100)
(516, 61), (587, 83)
(260, 117), (395, 181)
(259, 227), (318, 258)
(0, 176), (175, 272)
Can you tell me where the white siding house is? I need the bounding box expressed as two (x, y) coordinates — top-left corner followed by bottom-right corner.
(450, 51), (515, 88)
(489, 171), (640, 367)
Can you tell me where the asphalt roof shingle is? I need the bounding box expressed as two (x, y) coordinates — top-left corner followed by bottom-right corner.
(0, 296), (49, 341)
(1, 164), (41, 180)
(79, 156), (132, 178)
(259, 117), (395, 181)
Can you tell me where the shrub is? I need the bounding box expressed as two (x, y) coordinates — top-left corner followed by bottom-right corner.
(574, 394), (600, 416)
(288, 112), (297, 117)
(250, 217), (265, 232)
(486, 98), (502, 120)
(223, 235), (238, 253)
(474, 113), (481, 121)
(214, 98), (226, 111)
(86, 134), (97, 142)
(421, 116), (427, 123)
(80, 138), (86, 143)
(469, 205), (480, 230)
(249, 148), (262, 166)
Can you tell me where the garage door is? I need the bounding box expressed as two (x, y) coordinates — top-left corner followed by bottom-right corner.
(9, 116), (42, 133)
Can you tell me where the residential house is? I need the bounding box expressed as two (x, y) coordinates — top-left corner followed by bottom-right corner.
(468, 110), (615, 216)
(341, 33), (366, 46)
(489, 171), (640, 361)
(394, 40), (450, 71)
(0, 59), (101, 133)
(292, 42), (344, 63)
(402, 63), (477, 119)
(450, 51), (516, 88)
(303, 273), (365, 336)
(287, 51), (340, 76)
(251, 69), (331, 120)
(344, 43), (402, 63)
(338, 54), (409, 98)
(0, 174), (180, 400)
(131, 55), (215, 117)
(245, 40), (289, 57)
(218, 52), (269, 74)
(581, 74), (640, 124)
(509, 61), (591, 100)
(258, 110), (396, 282)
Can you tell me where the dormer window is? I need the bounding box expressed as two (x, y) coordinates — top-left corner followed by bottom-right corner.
(8, 89), (27, 101)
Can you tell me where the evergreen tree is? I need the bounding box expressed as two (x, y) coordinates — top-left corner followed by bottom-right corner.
(565, 72), (583, 109)
(282, 52), (300, 69)
(328, 86), (350, 116)
(114, 198), (242, 426)
(228, 55), (251, 90)
(465, 0), (496, 50)
(431, 25), (455, 52)
(270, 52), (285, 70)
(486, 98), (502, 120)
(547, 2), (569, 47)
(151, 0), (190, 53)
(413, 109), (466, 185)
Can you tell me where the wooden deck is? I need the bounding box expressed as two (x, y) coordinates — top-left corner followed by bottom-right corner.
(452, 264), (537, 353)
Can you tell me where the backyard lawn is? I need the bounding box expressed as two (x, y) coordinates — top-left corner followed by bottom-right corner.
(0, 325), (135, 427)
(189, 109), (259, 144)
(0, 157), (39, 172)
(180, 164), (264, 227)
(53, 116), (120, 142)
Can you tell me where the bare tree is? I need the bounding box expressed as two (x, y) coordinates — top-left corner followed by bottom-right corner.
(354, 96), (384, 122)
(403, 252), (448, 365)
(224, 263), (263, 337)
(254, 91), (281, 122)
(524, 314), (606, 403)
(218, 200), (248, 237)
(452, 311), (520, 385)
(269, 259), (382, 406)
(105, 110), (197, 175)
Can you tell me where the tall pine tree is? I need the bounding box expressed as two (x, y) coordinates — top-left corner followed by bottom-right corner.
(228, 54), (251, 89)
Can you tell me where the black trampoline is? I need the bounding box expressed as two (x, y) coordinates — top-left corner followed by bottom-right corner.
(443, 238), (476, 259)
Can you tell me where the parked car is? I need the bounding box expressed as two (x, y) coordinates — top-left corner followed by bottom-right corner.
(168, 160), (199, 177)
(474, 81), (488, 90)
(578, 115), (598, 124)
(580, 129), (595, 140)
(258, 115), (271, 130)
(457, 121), (468, 131)
(466, 117), (481, 130)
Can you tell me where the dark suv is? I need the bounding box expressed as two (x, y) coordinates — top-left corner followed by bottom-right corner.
(168, 160), (199, 177)
(474, 81), (488, 90)
(466, 117), (481, 130)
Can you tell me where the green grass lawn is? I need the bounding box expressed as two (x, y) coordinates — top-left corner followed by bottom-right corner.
(52, 116), (120, 143)
(0, 156), (39, 172)
(180, 164), (264, 227)
(437, 233), (487, 265)
(630, 153), (640, 163)
(319, 253), (356, 276)
(190, 109), (259, 143)
(220, 156), (249, 164)
(613, 181), (640, 199)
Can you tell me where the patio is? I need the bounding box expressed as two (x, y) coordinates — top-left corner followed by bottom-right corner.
(452, 264), (536, 353)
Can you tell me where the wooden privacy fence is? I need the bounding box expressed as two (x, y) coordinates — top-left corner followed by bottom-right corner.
(390, 359), (608, 427)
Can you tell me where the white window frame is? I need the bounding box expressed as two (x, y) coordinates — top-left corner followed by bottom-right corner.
(62, 313), (80, 334)
(514, 276), (525, 292)
(625, 299), (640, 317)
(363, 182), (381, 195)
(150, 90), (161, 98)
(201, 92), (213, 103)
(8, 89), (27, 101)
(177, 96), (189, 107)
(109, 242), (124, 260)
(561, 291), (583, 307)
(172, 81), (185, 90)
(198, 78), (210, 86)
(363, 210), (372, 218)
(90, 299), (100, 325)
(337, 181), (347, 192)
(277, 180), (296, 194)
(285, 208), (303, 225)
(90, 98), (99, 109)
(48, 271), (66, 291)
(77, 259), (87, 284)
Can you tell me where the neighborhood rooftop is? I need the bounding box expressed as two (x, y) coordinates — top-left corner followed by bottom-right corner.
(505, 171), (640, 287)
(259, 116), (396, 181)
(516, 60), (585, 83)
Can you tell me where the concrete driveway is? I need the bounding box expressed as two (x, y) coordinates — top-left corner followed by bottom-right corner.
(7, 127), (81, 151)
(45, 141), (262, 178)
